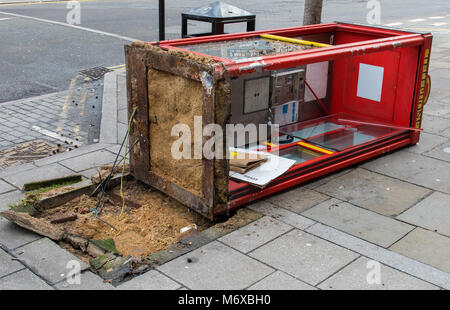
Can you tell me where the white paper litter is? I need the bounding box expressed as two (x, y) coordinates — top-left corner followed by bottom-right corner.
(229, 147), (296, 188)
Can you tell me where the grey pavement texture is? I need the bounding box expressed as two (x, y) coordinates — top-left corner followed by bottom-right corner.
(314, 168), (431, 216)
(16, 237), (88, 285)
(303, 199), (414, 247)
(248, 271), (316, 290)
(0, 84), (102, 154)
(397, 192), (450, 237)
(219, 216), (292, 253)
(55, 271), (115, 290)
(0, 249), (24, 278)
(0, 269), (54, 290)
(0, 216), (41, 249)
(0, 179), (15, 194)
(0, 191), (24, 212)
(1, 22), (450, 289)
(249, 230), (359, 286)
(157, 241), (274, 290)
(389, 228), (450, 274)
(117, 270), (181, 290)
(318, 257), (439, 290)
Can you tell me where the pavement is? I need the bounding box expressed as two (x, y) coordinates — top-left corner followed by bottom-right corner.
(1, 3), (450, 290)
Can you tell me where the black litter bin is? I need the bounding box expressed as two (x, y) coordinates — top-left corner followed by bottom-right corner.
(182, 1), (256, 38)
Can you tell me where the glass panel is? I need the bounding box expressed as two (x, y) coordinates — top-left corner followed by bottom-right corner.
(178, 38), (313, 60)
(278, 145), (323, 164)
(279, 113), (405, 151)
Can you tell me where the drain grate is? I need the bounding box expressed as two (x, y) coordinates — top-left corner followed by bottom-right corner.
(79, 66), (112, 80)
(0, 140), (62, 170)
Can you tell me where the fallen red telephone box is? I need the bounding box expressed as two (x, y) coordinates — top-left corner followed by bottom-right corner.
(125, 22), (432, 220)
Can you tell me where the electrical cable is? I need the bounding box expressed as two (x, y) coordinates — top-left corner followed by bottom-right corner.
(90, 107), (138, 217)
(118, 107), (138, 220)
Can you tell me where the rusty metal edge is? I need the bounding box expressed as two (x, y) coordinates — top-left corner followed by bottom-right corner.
(143, 171), (211, 218)
(201, 72), (215, 217)
(125, 45), (150, 183)
(35, 174), (130, 211)
(125, 44), (233, 220)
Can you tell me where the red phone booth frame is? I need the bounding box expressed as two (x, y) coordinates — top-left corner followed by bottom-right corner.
(133, 22), (432, 218)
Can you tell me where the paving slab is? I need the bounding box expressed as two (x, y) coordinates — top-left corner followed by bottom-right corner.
(306, 223), (450, 290)
(59, 149), (119, 172)
(55, 271), (115, 290)
(390, 228), (450, 273)
(0, 163), (36, 179)
(118, 108), (128, 125)
(314, 168), (431, 216)
(304, 169), (354, 190)
(0, 190), (24, 212)
(442, 127), (450, 138)
(117, 122), (128, 144)
(2, 163), (74, 190)
(0, 269), (53, 290)
(219, 216), (292, 253)
(423, 100), (450, 119)
(0, 179), (15, 194)
(249, 230), (359, 286)
(247, 271), (316, 290)
(0, 249), (24, 278)
(318, 257), (438, 290)
(117, 73), (127, 110)
(429, 60), (450, 72)
(106, 144), (123, 155)
(397, 192), (450, 237)
(424, 140), (450, 162)
(247, 201), (315, 230)
(303, 199), (413, 247)
(362, 150), (450, 194)
(78, 167), (101, 179)
(265, 187), (329, 214)
(118, 270), (181, 290)
(33, 143), (112, 167)
(405, 132), (449, 154)
(429, 77), (450, 101)
(17, 238), (88, 284)
(0, 216), (41, 250)
(157, 241), (274, 290)
(100, 71), (118, 144)
(421, 114), (450, 135)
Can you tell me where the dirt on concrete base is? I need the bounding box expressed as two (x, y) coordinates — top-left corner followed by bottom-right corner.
(37, 180), (212, 258)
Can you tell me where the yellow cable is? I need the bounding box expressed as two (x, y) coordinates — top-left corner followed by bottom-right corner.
(260, 34), (331, 48)
(297, 141), (334, 155)
(118, 107), (138, 220)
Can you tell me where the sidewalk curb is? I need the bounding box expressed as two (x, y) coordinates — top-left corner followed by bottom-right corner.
(100, 70), (119, 144)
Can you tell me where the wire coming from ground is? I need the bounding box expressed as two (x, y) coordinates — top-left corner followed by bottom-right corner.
(89, 107), (138, 226)
(118, 107), (138, 220)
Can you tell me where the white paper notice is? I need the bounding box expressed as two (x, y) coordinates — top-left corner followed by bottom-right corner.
(229, 148), (296, 188)
(357, 63), (384, 102)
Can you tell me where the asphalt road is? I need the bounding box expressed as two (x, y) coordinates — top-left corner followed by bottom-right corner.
(1, 0), (450, 103)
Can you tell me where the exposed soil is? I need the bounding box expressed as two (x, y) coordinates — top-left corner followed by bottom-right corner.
(36, 180), (212, 258)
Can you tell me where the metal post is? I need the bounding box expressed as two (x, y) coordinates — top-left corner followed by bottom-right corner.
(159, 0), (165, 41)
(303, 0), (323, 25)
